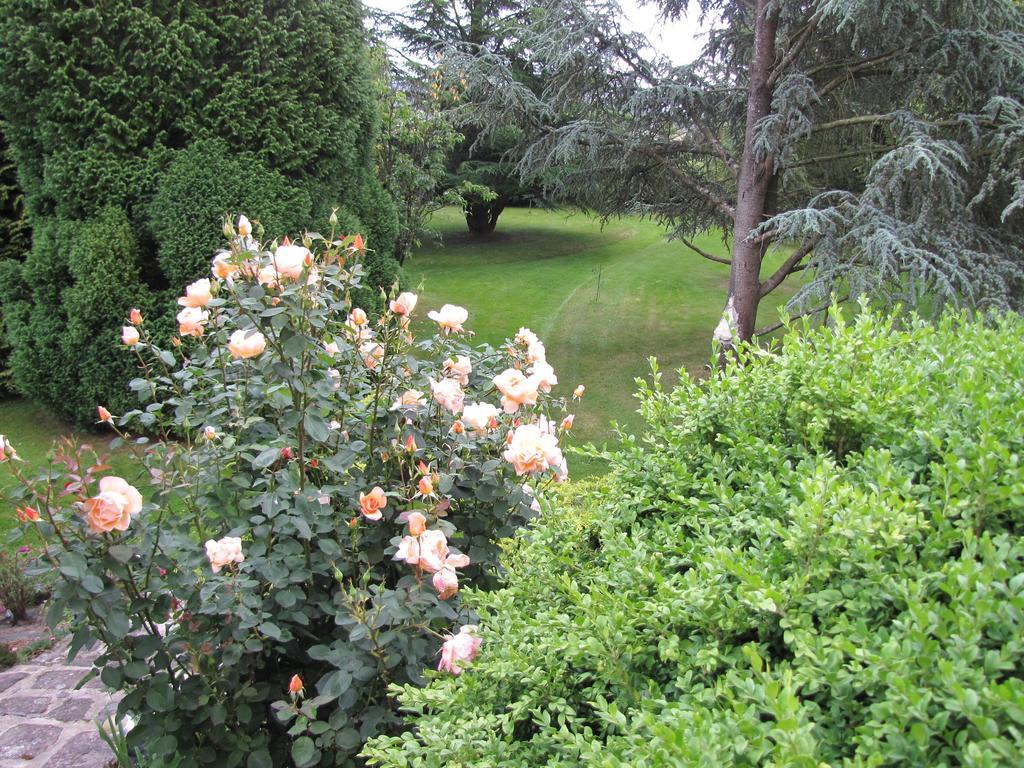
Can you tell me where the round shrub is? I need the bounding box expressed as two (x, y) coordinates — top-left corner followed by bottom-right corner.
(364, 308), (1024, 767)
(1, 217), (574, 767)
(0, 0), (399, 424)
(149, 140), (314, 289)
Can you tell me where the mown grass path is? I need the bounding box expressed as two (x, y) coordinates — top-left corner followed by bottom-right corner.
(408, 208), (797, 474)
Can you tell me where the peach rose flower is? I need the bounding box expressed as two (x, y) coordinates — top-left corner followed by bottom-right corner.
(515, 327), (539, 347)
(227, 329), (267, 359)
(417, 475), (435, 497)
(407, 511), (427, 536)
(427, 304), (468, 333)
(349, 308), (368, 326)
(288, 674), (304, 695)
(503, 423), (566, 477)
(359, 487), (387, 521)
(237, 215), (252, 238)
(176, 306), (208, 337)
(493, 369), (539, 414)
(432, 567), (460, 600)
(526, 341), (546, 364)
(129, 308), (143, 325)
(97, 406), (112, 423)
(258, 244), (310, 286)
(211, 251), (239, 280)
(205, 536), (244, 573)
(394, 534), (421, 565)
(529, 360), (558, 393)
(417, 529), (470, 574)
(82, 476), (143, 534)
(178, 278), (213, 308)
(392, 389), (427, 410)
(429, 377), (465, 414)
(444, 355), (472, 385)
(0, 434), (16, 462)
(389, 292), (418, 316)
(122, 326), (140, 346)
(573, 384), (585, 399)
(438, 625), (482, 675)
(561, 414), (575, 430)
(362, 342), (384, 369)
(461, 402), (499, 435)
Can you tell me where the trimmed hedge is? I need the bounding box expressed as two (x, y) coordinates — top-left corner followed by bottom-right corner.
(365, 309), (1024, 767)
(0, 0), (399, 424)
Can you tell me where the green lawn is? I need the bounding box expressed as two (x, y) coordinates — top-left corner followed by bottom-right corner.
(407, 207), (798, 475)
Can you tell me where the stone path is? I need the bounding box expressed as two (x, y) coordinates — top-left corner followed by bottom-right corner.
(0, 641), (117, 768)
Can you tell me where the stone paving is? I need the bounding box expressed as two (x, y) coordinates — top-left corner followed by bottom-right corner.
(0, 641), (117, 768)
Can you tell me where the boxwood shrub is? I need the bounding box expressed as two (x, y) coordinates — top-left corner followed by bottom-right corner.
(364, 308), (1024, 767)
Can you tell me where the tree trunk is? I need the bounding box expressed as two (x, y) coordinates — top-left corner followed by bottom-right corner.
(717, 0), (779, 353)
(465, 199), (506, 237)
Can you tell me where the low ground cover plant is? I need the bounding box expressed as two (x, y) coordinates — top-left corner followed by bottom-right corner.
(1, 215), (575, 767)
(365, 307), (1024, 767)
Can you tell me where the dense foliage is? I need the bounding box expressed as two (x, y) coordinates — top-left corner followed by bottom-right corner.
(445, 0), (1024, 342)
(2, 216), (573, 767)
(0, 0), (399, 424)
(365, 308), (1024, 766)
(383, 0), (542, 236)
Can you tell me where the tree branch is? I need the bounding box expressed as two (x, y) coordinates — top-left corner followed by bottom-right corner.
(754, 293), (849, 336)
(768, 14), (820, 87)
(693, 118), (739, 179)
(667, 166), (737, 221)
(785, 145), (893, 168)
(817, 49), (902, 99)
(680, 236), (732, 266)
(760, 235), (821, 297)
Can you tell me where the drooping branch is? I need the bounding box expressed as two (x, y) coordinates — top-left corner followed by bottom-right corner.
(759, 235), (821, 297)
(694, 118), (739, 178)
(680, 236), (732, 266)
(667, 166), (737, 221)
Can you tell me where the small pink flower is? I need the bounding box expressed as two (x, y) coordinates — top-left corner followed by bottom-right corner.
(129, 308), (143, 325)
(503, 423), (566, 477)
(324, 341), (340, 356)
(429, 377), (465, 414)
(438, 625), (482, 675)
(432, 567), (460, 600)
(205, 536), (244, 573)
(121, 326), (140, 346)
(461, 402), (499, 435)
(444, 355), (472, 385)
(493, 369), (539, 414)
(394, 535), (421, 565)
(389, 292), (418, 316)
(529, 360), (558, 393)
(176, 307), (208, 337)
(391, 389), (427, 410)
(427, 304), (468, 334)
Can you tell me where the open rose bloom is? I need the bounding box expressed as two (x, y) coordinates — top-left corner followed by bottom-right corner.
(82, 477), (143, 534)
(438, 625), (482, 675)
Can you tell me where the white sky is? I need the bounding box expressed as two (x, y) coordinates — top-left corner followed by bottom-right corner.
(364, 0), (707, 66)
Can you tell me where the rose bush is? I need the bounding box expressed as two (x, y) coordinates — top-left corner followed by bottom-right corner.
(1, 216), (575, 767)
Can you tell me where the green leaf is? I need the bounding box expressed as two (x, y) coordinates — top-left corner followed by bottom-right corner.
(252, 448), (280, 469)
(291, 736), (317, 767)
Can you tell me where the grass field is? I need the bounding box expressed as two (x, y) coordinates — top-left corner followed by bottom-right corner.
(408, 207), (799, 474)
